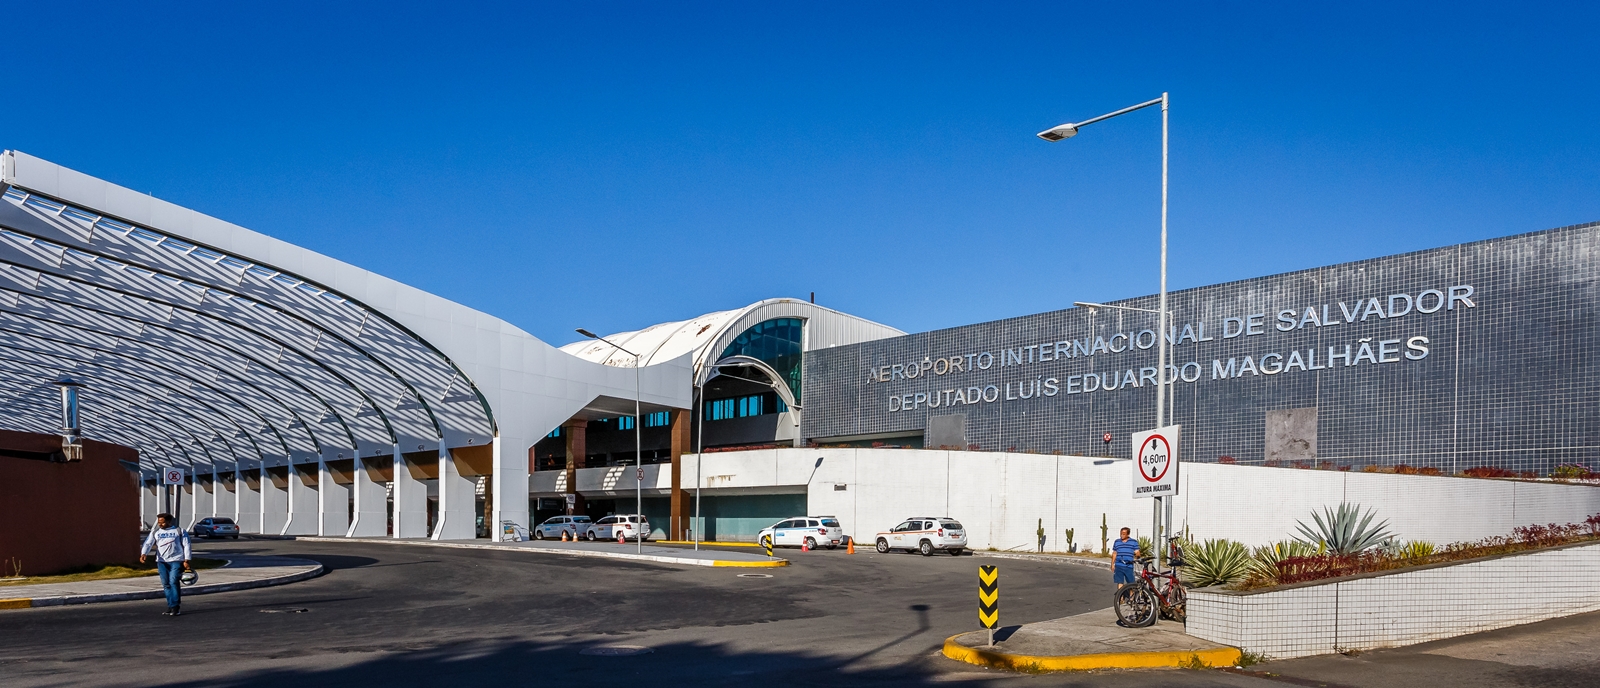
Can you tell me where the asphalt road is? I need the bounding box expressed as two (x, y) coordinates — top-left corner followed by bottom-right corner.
(0, 539), (1595, 687)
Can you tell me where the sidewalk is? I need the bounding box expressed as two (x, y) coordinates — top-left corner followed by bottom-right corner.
(973, 551), (1112, 570)
(298, 537), (788, 567)
(0, 555), (323, 610)
(943, 608), (1241, 672)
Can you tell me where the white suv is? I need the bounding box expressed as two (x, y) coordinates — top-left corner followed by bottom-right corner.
(874, 517), (967, 556)
(585, 514), (650, 542)
(757, 516), (845, 549)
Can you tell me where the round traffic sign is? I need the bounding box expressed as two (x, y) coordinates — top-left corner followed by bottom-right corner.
(163, 468), (184, 485)
(1137, 434), (1172, 483)
(1103, 432), (1113, 444)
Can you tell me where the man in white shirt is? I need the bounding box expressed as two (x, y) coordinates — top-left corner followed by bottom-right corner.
(139, 513), (191, 616)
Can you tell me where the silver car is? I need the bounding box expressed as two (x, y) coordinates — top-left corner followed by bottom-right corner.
(534, 515), (592, 540)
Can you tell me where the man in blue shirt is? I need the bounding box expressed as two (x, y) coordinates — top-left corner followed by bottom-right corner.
(139, 513), (192, 617)
(1112, 527), (1140, 588)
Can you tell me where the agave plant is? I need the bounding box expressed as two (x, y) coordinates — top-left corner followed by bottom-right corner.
(1394, 540), (1435, 560)
(1179, 538), (1254, 588)
(1295, 502), (1394, 555)
(1250, 539), (1319, 578)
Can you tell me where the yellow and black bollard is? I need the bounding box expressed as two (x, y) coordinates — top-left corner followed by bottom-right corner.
(979, 565), (999, 646)
(763, 538), (774, 559)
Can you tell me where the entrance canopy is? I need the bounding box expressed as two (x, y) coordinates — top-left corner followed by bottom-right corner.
(0, 151), (692, 532)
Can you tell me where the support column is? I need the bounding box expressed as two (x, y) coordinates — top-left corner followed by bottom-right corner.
(432, 445), (478, 540)
(563, 421), (588, 516)
(669, 409), (691, 540)
(282, 462), (318, 536)
(394, 451), (430, 538)
(236, 468), (262, 533)
(189, 474), (215, 529)
(348, 454), (391, 537)
(490, 436), (526, 542)
(318, 459), (352, 536)
(141, 480), (159, 529)
(262, 466), (289, 535)
(215, 469), (237, 523)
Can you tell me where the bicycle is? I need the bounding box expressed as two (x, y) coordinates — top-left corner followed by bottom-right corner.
(1112, 553), (1187, 627)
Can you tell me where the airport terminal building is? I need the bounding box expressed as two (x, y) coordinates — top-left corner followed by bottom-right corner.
(2, 149), (1596, 548)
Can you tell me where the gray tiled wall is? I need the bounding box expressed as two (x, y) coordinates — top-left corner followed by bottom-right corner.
(802, 221), (1600, 474)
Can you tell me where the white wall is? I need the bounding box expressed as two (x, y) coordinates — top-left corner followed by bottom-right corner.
(534, 449), (1600, 550)
(1188, 542), (1600, 658)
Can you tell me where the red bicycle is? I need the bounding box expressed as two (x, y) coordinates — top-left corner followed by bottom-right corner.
(1113, 554), (1187, 627)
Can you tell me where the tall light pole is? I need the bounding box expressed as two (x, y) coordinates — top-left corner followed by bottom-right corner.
(577, 328), (644, 554)
(1043, 92), (1171, 565)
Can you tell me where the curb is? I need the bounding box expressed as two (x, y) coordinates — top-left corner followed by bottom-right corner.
(942, 634), (1242, 672)
(298, 537), (789, 568)
(973, 552), (1113, 570)
(654, 540), (762, 548)
(0, 559), (324, 611)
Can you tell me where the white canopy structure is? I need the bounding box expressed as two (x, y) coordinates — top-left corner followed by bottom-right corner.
(0, 150), (692, 540)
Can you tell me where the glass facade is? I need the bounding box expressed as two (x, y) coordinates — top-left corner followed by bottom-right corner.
(719, 317), (804, 403)
(704, 392), (787, 421)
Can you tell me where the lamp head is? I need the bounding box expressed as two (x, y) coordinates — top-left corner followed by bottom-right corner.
(575, 328), (598, 339)
(1037, 124), (1079, 142)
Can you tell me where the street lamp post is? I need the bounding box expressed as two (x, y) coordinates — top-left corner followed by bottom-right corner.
(576, 328), (645, 554)
(1043, 92), (1171, 565)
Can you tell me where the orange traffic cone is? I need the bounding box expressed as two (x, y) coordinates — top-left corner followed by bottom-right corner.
(562, 530), (570, 542)
(802, 540), (810, 552)
(847, 537), (855, 555)
(618, 531), (626, 544)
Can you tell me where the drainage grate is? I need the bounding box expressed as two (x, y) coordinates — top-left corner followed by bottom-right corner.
(580, 646), (653, 657)
(259, 608), (311, 614)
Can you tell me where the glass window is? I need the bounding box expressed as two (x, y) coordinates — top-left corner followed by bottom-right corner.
(644, 411), (670, 427)
(215, 518), (234, 525)
(942, 521), (963, 530)
(597, 517), (614, 524)
(547, 427), (561, 439)
(894, 521), (913, 532)
(615, 416), (635, 430)
(807, 520), (820, 527)
(719, 318), (805, 404)
(821, 519), (840, 528)
(573, 516), (591, 523)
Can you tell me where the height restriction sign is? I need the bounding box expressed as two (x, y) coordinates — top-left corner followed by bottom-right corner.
(162, 468), (185, 485)
(1131, 425), (1181, 499)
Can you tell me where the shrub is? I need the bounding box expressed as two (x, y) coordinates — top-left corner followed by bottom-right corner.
(1250, 540), (1319, 581)
(1394, 540), (1435, 560)
(1180, 538), (1254, 588)
(1461, 466), (1517, 478)
(1218, 456), (1236, 464)
(1551, 464), (1598, 481)
(1295, 502), (1395, 555)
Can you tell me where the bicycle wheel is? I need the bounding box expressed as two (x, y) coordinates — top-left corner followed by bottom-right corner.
(1162, 582), (1188, 623)
(1114, 585), (1159, 628)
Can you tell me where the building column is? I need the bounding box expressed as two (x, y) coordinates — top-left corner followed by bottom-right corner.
(189, 474), (215, 529)
(490, 436), (526, 542)
(318, 459), (352, 536)
(563, 421), (588, 515)
(214, 469), (236, 522)
(261, 466), (289, 535)
(348, 453), (391, 537)
(282, 462), (319, 536)
(432, 445), (478, 540)
(670, 409), (691, 540)
(393, 450), (430, 538)
(142, 480), (159, 529)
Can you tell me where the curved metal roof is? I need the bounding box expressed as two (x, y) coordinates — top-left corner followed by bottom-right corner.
(0, 150), (694, 487)
(559, 298), (903, 385)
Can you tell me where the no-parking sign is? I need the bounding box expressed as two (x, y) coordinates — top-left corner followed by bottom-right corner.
(1131, 425), (1180, 499)
(161, 467), (185, 485)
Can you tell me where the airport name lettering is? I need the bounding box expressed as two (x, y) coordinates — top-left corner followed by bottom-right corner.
(873, 284), (1472, 413)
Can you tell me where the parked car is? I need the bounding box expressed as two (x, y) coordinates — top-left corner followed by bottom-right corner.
(584, 514), (650, 542)
(533, 515), (592, 539)
(193, 517), (240, 539)
(874, 517), (967, 556)
(757, 516), (846, 550)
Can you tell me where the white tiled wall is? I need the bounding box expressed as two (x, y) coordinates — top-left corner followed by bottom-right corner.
(1188, 542), (1600, 658)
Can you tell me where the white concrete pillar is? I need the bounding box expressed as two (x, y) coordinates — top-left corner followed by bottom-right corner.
(348, 454), (390, 537)
(317, 460), (351, 536)
(432, 446), (477, 540)
(236, 468), (263, 533)
(141, 480), (159, 529)
(215, 470), (237, 523)
(189, 475), (215, 529)
(490, 436), (528, 542)
(393, 451), (429, 538)
(283, 463), (319, 536)
(262, 466), (289, 535)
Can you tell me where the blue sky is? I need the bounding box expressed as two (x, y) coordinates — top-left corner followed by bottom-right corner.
(7, 2), (1597, 344)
